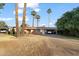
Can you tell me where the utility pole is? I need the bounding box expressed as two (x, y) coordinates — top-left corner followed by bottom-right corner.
(15, 3), (19, 37)
(22, 3), (26, 35)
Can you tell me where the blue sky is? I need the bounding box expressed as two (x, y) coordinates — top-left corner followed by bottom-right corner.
(0, 3), (79, 27)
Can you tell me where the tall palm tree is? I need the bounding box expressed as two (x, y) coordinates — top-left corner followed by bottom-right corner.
(22, 3), (26, 35)
(0, 3), (5, 14)
(15, 3), (19, 37)
(35, 15), (40, 27)
(47, 8), (52, 27)
(31, 10), (37, 27)
(0, 3), (5, 9)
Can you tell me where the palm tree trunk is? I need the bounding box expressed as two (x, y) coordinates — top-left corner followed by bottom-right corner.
(32, 16), (34, 27)
(48, 14), (50, 27)
(22, 3), (26, 35)
(15, 3), (19, 37)
(37, 19), (39, 27)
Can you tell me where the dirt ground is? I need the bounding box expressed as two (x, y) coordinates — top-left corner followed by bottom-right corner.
(0, 34), (79, 56)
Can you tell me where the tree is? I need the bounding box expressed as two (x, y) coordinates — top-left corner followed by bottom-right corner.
(15, 3), (19, 37)
(22, 3), (26, 35)
(21, 24), (30, 28)
(35, 15), (40, 27)
(31, 10), (37, 27)
(0, 3), (5, 9)
(20, 24), (30, 34)
(56, 7), (79, 36)
(47, 8), (52, 27)
(0, 21), (8, 29)
(0, 3), (5, 14)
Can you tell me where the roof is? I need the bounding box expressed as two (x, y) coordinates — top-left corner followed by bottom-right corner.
(25, 27), (57, 30)
(37, 27), (57, 30)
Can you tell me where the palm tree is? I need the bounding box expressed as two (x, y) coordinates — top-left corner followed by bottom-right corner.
(22, 3), (26, 35)
(0, 3), (5, 9)
(35, 15), (40, 27)
(47, 8), (52, 27)
(0, 3), (5, 14)
(15, 3), (19, 37)
(31, 10), (37, 27)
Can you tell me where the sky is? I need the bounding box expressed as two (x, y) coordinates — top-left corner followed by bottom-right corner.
(0, 3), (79, 27)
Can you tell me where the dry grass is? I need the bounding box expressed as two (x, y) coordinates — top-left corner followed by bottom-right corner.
(0, 34), (16, 41)
(0, 34), (79, 56)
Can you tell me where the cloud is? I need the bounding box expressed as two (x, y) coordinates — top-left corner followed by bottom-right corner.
(13, 3), (40, 14)
(49, 22), (53, 25)
(18, 16), (29, 21)
(13, 9), (23, 14)
(27, 3), (39, 9)
(33, 8), (40, 12)
(0, 16), (29, 22)
(40, 24), (46, 27)
(0, 17), (13, 21)
(18, 3), (24, 8)
(27, 3), (40, 12)
(18, 3), (39, 9)
(49, 19), (57, 27)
